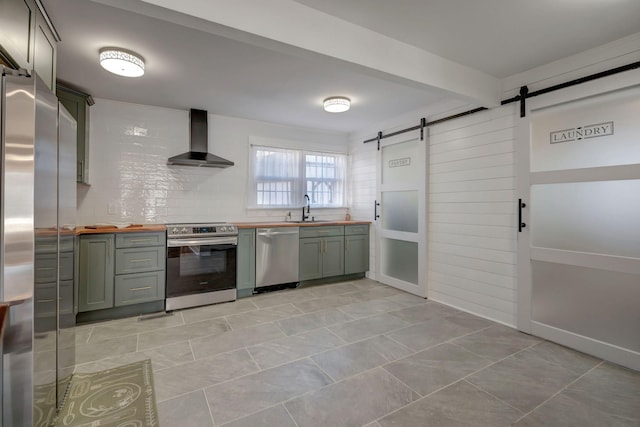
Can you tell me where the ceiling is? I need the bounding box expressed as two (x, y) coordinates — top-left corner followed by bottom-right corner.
(43, 0), (640, 135)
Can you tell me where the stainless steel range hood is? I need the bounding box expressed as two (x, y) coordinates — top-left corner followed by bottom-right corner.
(167, 109), (234, 168)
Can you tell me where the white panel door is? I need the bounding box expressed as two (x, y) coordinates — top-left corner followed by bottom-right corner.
(376, 134), (427, 297)
(517, 76), (640, 371)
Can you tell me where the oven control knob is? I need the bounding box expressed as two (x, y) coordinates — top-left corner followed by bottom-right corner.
(220, 226), (227, 232)
(172, 227), (179, 234)
(181, 227), (188, 233)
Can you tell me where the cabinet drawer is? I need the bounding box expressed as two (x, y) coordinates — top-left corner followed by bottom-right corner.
(345, 225), (369, 236)
(116, 232), (165, 248)
(299, 226), (344, 238)
(35, 252), (74, 283)
(115, 271), (165, 306)
(115, 246), (165, 274)
(34, 281), (73, 317)
(34, 254), (57, 283)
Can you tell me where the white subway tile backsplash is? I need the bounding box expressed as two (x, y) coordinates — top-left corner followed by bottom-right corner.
(79, 99), (348, 225)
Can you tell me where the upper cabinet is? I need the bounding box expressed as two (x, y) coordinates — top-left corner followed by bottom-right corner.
(34, 4), (56, 90)
(0, 0), (36, 71)
(0, 0), (57, 89)
(57, 85), (92, 184)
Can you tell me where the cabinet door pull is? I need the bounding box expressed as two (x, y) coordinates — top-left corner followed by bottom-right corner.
(37, 267), (55, 271)
(130, 286), (152, 292)
(129, 258), (153, 263)
(130, 238), (153, 243)
(37, 299), (55, 303)
(345, 239), (349, 252)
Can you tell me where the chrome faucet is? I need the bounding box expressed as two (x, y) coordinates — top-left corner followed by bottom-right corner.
(302, 194), (311, 221)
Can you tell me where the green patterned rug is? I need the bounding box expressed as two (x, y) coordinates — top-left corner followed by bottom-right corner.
(35, 359), (159, 426)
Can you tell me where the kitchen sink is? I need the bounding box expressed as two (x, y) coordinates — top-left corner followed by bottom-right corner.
(289, 220), (332, 223)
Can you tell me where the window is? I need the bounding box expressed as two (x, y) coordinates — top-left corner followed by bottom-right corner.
(249, 145), (347, 208)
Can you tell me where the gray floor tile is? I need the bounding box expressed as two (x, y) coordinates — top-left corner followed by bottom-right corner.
(338, 298), (406, 319)
(293, 293), (364, 313)
(451, 324), (541, 361)
(285, 367), (418, 427)
(467, 347), (583, 412)
(305, 282), (360, 297)
(205, 359), (333, 425)
(276, 308), (353, 336)
(251, 288), (318, 309)
(225, 303), (302, 330)
(388, 301), (459, 324)
(88, 312), (184, 343)
(526, 340), (601, 375)
(248, 328), (345, 369)
(513, 392), (637, 427)
(154, 349), (259, 402)
(386, 316), (476, 351)
(384, 343), (492, 396)
(138, 317), (230, 350)
(362, 422), (382, 427)
(350, 278), (387, 291)
(383, 293), (427, 308)
(220, 404), (297, 427)
(181, 299), (258, 324)
(563, 362), (640, 421)
(73, 335), (138, 366)
(157, 390), (214, 427)
(349, 286), (404, 301)
(328, 313), (410, 343)
(312, 335), (413, 381)
(378, 380), (522, 427)
(190, 322), (285, 359)
(75, 341), (192, 373)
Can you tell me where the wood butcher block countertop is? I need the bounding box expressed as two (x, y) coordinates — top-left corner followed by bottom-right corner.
(76, 224), (167, 235)
(235, 220), (371, 229)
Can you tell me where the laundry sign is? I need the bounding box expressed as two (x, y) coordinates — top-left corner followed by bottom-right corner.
(389, 157), (411, 168)
(550, 121), (614, 144)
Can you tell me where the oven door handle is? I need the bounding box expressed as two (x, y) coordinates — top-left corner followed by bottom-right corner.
(167, 237), (238, 247)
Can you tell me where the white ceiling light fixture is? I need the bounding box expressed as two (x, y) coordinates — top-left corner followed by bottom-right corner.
(323, 96), (350, 113)
(99, 48), (145, 77)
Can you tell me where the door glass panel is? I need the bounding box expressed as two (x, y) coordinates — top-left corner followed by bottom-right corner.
(382, 138), (419, 185)
(531, 180), (640, 258)
(381, 238), (418, 285)
(532, 260), (640, 352)
(531, 86), (640, 172)
(381, 191), (418, 233)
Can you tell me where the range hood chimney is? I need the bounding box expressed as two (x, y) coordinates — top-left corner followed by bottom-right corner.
(167, 109), (234, 168)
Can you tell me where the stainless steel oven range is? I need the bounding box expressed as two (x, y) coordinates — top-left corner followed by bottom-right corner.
(165, 223), (237, 311)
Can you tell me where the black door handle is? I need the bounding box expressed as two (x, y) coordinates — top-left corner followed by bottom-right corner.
(374, 200), (381, 221)
(518, 198), (526, 232)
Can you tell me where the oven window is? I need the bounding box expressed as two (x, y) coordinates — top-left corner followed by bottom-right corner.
(181, 246), (226, 275)
(167, 244), (237, 297)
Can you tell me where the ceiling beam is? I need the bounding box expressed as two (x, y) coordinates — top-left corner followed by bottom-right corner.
(98, 0), (502, 107)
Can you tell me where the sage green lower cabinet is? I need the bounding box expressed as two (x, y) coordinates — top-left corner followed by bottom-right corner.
(299, 237), (323, 280)
(78, 234), (115, 312)
(236, 228), (256, 298)
(78, 232), (165, 313)
(299, 226), (345, 281)
(344, 225), (370, 275)
(115, 271), (165, 306)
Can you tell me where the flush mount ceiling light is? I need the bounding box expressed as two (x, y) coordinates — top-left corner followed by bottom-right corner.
(323, 96), (350, 113)
(99, 48), (145, 77)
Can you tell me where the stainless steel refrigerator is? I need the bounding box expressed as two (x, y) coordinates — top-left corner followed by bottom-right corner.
(1, 66), (76, 426)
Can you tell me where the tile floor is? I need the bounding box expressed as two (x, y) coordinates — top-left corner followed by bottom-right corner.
(66, 279), (640, 426)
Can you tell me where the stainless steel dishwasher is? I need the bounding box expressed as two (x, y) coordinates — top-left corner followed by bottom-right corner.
(255, 227), (300, 291)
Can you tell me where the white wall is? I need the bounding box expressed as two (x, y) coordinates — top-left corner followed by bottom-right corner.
(349, 32), (640, 327)
(78, 99), (349, 225)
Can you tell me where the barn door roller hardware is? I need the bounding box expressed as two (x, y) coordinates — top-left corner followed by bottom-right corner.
(364, 60), (640, 144)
